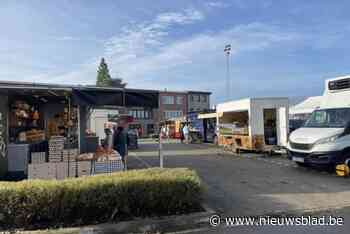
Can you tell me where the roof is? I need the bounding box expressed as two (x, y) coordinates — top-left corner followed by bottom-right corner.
(187, 91), (212, 95)
(290, 96), (323, 115)
(0, 80), (124, 92)
(159, 90), (212, 95)
(217, 97), (289, 113)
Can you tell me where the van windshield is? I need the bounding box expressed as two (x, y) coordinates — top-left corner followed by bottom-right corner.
(304, 108), (350, 128)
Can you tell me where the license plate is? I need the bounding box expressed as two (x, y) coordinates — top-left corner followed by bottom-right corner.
(292, 157), (304, 163)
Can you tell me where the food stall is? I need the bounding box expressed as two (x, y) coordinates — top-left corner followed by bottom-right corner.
(217, 97), (289, 153)
(0, 82), (159, 180)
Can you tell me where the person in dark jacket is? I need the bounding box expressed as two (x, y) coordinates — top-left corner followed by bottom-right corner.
(113, 126), (128, 169)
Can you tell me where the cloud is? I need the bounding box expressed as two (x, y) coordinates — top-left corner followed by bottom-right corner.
(205, 1), (230, 9)
(108, 22), (300, 81)
(155, 8), (204, 25)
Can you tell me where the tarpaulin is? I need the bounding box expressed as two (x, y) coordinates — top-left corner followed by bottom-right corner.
(72, 89), (124, 106)
(125, 90), (159, 108)
(72, 88), (159, 108)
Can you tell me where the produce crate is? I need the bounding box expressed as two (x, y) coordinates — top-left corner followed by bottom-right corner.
(93, 161), (109, 174)
(55, 161), (77, 179)
(109, 158), (123, 172)
(31, 152), (46, 164)
(49, 136), (65, 162)
(77, 161), (92, 177)
(28, 163), (56, 180)
(92, 158), (123, 174)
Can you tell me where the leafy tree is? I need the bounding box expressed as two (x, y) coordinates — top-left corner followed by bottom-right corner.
(96, 58), (112, 86)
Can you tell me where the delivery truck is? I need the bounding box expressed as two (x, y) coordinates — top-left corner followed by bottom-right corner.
(287, 75), (350, 168)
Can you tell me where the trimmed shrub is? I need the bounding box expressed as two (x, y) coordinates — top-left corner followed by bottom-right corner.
(0, 168), (203, 229)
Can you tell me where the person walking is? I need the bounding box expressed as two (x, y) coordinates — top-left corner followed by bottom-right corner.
(180, 124), (185, 143)
(113, 126), (128, 170)
(182, 124), (189, 144)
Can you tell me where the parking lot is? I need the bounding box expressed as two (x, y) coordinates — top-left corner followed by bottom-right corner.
(128, 140), (350, 217)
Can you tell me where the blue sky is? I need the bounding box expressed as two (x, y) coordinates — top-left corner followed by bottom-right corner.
(1, 0), (350, 104)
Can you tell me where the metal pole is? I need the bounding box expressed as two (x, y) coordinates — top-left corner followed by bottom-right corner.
(159, 129), (163, 168)
(226, 53), (230, 100)
(224, 44), (231, 100)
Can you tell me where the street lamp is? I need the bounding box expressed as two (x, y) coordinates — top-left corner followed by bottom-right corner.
(224, 44), (231, 100)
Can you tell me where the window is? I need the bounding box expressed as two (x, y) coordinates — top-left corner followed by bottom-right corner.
(191, 95), (194, 101)
(176, 96), (183, 105)
(138, 110), (144, 119)
(304, 108), (350, 128)
(128, 109), (152, 119)
(162, 96), (174, 104)
(164, 111), (183, 119)
(201, 95), (207, 102)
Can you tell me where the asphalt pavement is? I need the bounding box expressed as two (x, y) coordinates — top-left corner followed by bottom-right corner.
(127, 139), (350, 234)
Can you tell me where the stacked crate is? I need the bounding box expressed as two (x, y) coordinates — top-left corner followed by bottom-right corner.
(31, 152), (46, 164)
(77, 161), (92, 177)
(93, 161), (109, 174)
(55, 161), (77, 180)
(28, 163), (56, 180)
(49, 136), (65, 162)
(62, 149), (78, 162)
(109, 158), (123, 172)
(92, 157), (123, 174)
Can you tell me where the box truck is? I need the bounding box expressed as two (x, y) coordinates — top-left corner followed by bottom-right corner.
(287, 76), (350, 167)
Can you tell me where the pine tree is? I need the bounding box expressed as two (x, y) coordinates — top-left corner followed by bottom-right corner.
(96, 58), (112, 86)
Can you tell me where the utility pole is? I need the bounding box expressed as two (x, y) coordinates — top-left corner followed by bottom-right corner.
(224, 44), (231, 100)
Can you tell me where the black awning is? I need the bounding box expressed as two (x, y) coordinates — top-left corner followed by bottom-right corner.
(125, 90), (159, 108)
(72, 88), (124, 106)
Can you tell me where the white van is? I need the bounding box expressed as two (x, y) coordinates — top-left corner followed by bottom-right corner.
(287, 76), (350, 167)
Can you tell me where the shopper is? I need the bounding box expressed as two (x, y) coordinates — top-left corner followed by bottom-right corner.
(113, 126), (128, 170)
(104, 127), (113, 150)
(165, 125), (170, 139)
(182, 124), (189, 144)
(180, 124), (185, 143)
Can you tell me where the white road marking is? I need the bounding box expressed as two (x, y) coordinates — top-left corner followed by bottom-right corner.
(129, 152), (152, 168)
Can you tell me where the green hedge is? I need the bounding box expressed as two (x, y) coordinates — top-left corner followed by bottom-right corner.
(0, 168), (203, 229)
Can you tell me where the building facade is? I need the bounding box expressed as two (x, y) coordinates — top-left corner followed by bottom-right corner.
(157, 91), (188, 123)
(187, 91), (211, 112)
(126, 107), (157, 136)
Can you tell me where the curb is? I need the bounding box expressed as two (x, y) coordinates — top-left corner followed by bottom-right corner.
(24, 204), (216, 234)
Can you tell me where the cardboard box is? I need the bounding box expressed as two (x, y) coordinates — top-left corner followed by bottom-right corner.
(31, 152), (46, 164)
(28, 163), (56, 179)
(77, 161), (92, 177)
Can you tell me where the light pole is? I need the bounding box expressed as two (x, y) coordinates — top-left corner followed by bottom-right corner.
(224, 44), (231, 100)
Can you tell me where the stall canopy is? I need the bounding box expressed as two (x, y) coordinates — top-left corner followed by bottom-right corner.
(125, 89), (159, 108)
(72, 88), (124, 106)
(0, 81), (159, 109)
(72, 87), (159, 108)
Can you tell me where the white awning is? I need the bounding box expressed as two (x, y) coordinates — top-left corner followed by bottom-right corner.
(198, 113), (217, 119)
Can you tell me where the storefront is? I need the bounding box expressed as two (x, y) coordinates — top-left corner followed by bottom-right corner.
(0, 82), (159, 180)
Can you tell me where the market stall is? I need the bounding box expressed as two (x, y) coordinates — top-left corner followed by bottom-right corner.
(217, 97), (289, 153)
(0, 82), (160, 180)
(0, 82), (125, 180)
